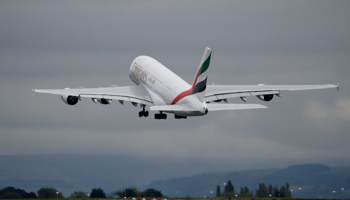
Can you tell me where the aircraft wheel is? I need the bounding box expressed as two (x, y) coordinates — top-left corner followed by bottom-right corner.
(139, 111), (143, 117)
(155, 113), (166, 119)
(145, 111), (149, 117)
(175, 114), (187, 119)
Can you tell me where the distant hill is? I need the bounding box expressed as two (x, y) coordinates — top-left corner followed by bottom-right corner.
(0, 154), (171, 196)
(1, 155), (350, 199)
(149, 164), (350, 199)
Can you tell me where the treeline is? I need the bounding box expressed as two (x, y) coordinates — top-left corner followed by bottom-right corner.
(0, 187), (68, 199)
(215, 180), (253, 197)
(255, 183), (291, 198)
(0, 187), (37, 199)
(2, 183), (291, 199)
(216, 180), (292, 198)
(113, 188), (163, 198)
(0, 187), (163, 199)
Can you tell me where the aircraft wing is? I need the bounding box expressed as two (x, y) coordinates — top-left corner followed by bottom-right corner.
(205, 84), (338, 102)
(33, 85), (154, 105)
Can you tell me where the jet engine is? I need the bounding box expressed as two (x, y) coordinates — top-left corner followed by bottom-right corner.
(92, 98), (111, 104)
(257, 94), (274, 101)
(61, 95), (79, 105)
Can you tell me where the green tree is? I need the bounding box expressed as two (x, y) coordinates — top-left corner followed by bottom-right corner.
(70, 191), (88, 198)
(114, 188), (140, 198)
(37, 187), (63, 198)
(244, 186), (249, 194)
(0, 192), (22, 199)
(216, 185), (221, 197)
(90, 188), (106, 198)
(285, 182), (291, 197)
(128, 188), (140, 197)
(114, 188), (163, 198)
(223, 180), (235, 197)
(141, 189), (163, 197)
(0, 186), (37, 199)
(239, 186), (252, 197)
(255, 183), (268, 197)
(113, 190), (124, 198)
(279, 185), (286, 198)
(268, 184), (273, 196)
(272, 186), (279, 197)
(240, 187), (244, 196)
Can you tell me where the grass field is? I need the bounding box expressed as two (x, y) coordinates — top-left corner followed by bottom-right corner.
(3, 198), (348, 200)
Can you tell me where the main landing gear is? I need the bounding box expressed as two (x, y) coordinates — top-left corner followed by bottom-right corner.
(139, 104), (149, 117)
(155, 112), (167, 120)
(175, 114), (187, 119)
(138, 105), (186, 120)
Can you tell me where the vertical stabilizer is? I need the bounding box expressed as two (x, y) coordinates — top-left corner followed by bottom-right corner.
(191, 47), (211, 102)
(171, 47), (212, 105)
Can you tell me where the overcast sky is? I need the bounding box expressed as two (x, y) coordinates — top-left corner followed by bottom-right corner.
(1, 1), (349, 174)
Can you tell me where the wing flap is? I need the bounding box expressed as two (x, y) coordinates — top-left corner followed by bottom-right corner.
(207, 103), (267, 111)
(207, 91), (281, 102)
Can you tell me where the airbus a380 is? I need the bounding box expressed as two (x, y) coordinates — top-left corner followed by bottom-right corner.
(33, 47), (338, 119)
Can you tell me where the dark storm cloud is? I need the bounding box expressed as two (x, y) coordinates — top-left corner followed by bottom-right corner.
(0, 0), (349, 172)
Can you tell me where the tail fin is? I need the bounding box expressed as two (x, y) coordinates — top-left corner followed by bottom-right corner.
(191, 47), (212, 102)
(170, 47), (211, 105)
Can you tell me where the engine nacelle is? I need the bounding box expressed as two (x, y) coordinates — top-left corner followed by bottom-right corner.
(61, 95), (79, 105)
(257, 94), (274, 101)
(92, 98), (111, 104)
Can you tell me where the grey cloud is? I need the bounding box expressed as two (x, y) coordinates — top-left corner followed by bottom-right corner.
(0, 1), (349, 176)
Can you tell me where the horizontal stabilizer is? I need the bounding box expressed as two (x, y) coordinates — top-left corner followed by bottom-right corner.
(207, 103), (267, 111)
(150, 105), (196, 112)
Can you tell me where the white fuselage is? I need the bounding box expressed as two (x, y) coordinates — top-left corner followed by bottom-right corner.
(129, 56), (207, 116)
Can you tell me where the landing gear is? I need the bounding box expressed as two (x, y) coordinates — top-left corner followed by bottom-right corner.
(155, 112), (167, 120)
(175, 114), (187, 119)
(139, 104), (149, 117)
(139, 111), (149, 117)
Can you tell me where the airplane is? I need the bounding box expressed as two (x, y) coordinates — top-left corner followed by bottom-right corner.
(33, 47), (338, 120)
